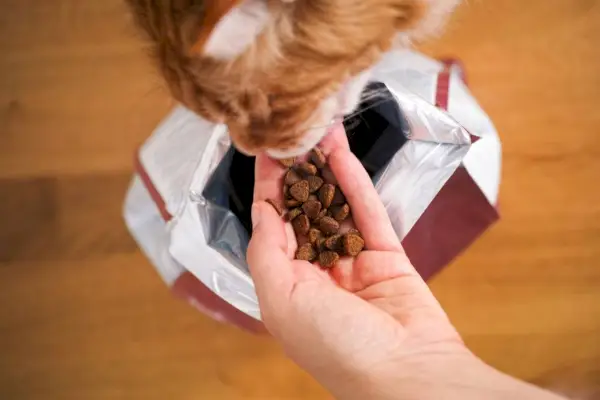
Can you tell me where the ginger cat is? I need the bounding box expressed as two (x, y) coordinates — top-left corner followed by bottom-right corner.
(126, 0), (460, 157)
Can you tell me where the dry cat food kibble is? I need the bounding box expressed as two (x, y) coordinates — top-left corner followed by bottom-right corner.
(271, 150), (365, 268)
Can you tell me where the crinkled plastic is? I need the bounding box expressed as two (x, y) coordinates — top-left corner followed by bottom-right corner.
(124, 50), (501, 330)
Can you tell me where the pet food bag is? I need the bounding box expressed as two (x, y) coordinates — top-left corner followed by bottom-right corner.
(123, 50), (501, 332)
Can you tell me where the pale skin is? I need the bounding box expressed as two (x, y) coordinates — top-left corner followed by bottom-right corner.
(247, 124), (567, 400)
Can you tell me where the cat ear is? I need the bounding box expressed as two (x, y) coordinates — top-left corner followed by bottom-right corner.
(190, 0), (244, 55)
(191, 0), (271, 60)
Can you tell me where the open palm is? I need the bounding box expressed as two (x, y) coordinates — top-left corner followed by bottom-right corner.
(247, 125), (467, 400)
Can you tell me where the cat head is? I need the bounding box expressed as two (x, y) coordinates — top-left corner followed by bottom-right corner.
(127, 0), (459, 157)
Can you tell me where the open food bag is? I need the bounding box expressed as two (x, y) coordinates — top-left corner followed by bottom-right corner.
(124, 51), (501, 332)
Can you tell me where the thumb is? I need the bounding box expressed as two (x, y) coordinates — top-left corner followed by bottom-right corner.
(247, 201), (295, 307)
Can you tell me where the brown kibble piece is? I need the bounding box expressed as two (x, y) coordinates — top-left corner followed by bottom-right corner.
(311, 147), (327, 169)
(319, 184), (335, 208)
(316, 237), (327, 252)
(289, 180), (309, 202)
(307, 175), (324, 193)
(347, 228), (362, 237)
(265, 199), (283, 216)
(332, 189), (346, 205)
(283, 185), (289, 197)
(285, 208), (302, 222)
(331, 203), (350, 221)
(285, 169), (302, 186)
(324, 234), (343, 251)
(319, 216), (340, 235)
(321, 168), (337, 185)
(319, 251), (339, 268)
(285, 198), (302, 208)
(308, 194), (319, 202)
(292, 214), (310, 236)
(313, 208), (327, 224)
(308, 228), (323, 245)
(296, 243), (317, 261)
(302, 199), (322, 220)
(298, 162), (318, 176)
(343, 233), (365, 257)
(279, 158), (295, 168)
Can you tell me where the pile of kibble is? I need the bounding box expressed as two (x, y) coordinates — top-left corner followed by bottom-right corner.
(267, 148), (365, 268)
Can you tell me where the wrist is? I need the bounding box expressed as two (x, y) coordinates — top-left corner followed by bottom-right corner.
(361, 342), (474, 400)
(357, 348), (565, 400)
(314, 339), (472, 400)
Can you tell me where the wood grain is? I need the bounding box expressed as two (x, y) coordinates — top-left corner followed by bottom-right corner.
(1, 0), (599, 398)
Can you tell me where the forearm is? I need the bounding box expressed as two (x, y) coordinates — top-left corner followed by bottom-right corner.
(336, 353), (566, 400)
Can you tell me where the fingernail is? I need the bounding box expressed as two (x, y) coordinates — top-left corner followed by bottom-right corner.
(251, 203), (261, 229)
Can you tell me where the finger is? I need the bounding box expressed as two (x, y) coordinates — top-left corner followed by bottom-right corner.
(358, 271), (450, 328)
(328, 149), (403, 252)
(253, 153), (298, 257)
(254, 153), (285, 203)
(332, 251), (447, 328)
(317, 122), (350, 155)
(247, 201), (295, 306)
(331, 251), (417, 293)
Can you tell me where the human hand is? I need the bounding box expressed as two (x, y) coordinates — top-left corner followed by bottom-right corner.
(247, 124), (565, 400)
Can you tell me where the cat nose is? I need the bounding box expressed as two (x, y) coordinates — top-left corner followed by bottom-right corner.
(265, 122), (332, 159)
(233, 141), (300, 159)
(266, 146), (309, 159)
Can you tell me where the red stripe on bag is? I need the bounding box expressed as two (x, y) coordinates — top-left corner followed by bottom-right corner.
(439, 58), (467, 86)
(134, 152), (173, 222)
(435, 59), (480, 144)
(435, 62), (451, 110)
(435, 58), (469, 111)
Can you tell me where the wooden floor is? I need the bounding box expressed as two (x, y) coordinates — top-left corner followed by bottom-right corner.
(1, 0), (599, 399)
